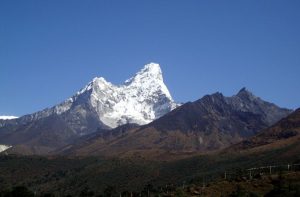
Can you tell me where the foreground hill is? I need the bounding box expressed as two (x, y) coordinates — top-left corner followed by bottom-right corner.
(0, 135), (299, 196)
(60, 88), (291, 158)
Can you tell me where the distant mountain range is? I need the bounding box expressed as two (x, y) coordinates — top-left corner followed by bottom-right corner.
(59, 88), (292, 158)
(0, 63), (294, 157)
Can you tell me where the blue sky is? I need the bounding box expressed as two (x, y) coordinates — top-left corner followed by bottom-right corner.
(1, 1), (300, 116)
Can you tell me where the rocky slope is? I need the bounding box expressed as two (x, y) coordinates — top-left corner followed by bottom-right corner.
(228, 108), (300, 151)
(61, 88), (292, 158)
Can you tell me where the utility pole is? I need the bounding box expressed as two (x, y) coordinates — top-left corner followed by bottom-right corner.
(269, 166), (272, 174)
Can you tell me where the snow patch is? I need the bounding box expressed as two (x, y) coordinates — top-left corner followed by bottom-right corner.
(0, 116), (18, 120)
(0, 145), (12, 152)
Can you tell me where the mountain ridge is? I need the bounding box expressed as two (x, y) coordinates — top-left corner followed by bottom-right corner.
(227, 108), (300, 152)
(0, 63), (293, 157)
(0, 63), (177, 129)
(0, 63), (178, 154)
(60, 88), (292, 159)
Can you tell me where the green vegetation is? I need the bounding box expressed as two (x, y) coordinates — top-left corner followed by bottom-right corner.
(1, 171), (299, 196)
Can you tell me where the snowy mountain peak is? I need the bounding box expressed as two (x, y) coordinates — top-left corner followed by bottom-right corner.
(58, 63), (179, 129)
(83, 63), (178, 128)
(123, 63), (172, 100)
(124, 63), (163, 84)
(92, 77), (113, 90)
(139, 62), (162, 78)
(4, 63), (178, 133)
(93, 77), (109, 84)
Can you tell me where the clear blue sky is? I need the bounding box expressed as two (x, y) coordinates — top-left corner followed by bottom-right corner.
(1, 1), (300, 116)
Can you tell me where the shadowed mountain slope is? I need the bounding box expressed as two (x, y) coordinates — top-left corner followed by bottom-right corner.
(228, 108), (300, 152)
(61, 88), (292, 159)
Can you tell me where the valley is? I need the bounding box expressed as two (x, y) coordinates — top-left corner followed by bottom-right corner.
(0, 64), (299, 196)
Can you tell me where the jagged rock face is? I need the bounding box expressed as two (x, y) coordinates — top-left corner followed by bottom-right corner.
(0, 63), (178, 154)
(151, 89), (292, 135)
(229, 108), (300, 151)
(228, 88), (292, 125)
(60, 89), (293, 158)
(75, 63), (178, 128)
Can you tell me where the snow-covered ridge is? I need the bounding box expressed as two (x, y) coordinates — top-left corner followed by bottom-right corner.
(70, 62), (179, 128)
(0, 145), (11, 153)
(8, 63), (179, 130)
(0, 116), (18, 120)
